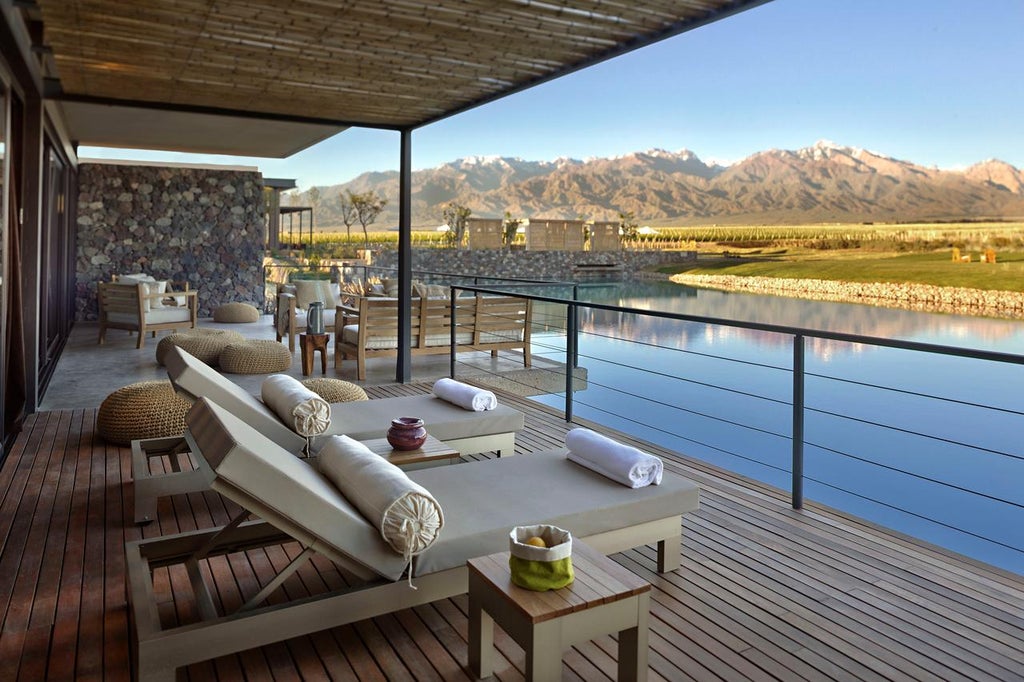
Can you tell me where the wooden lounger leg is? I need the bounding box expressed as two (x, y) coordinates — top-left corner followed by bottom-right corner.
(131, 436), (208, 524)
(657, 532), (682, 572)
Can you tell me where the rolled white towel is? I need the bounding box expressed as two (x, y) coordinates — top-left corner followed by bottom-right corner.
(565, 428), (663, 488)
(261, 374), (331, 437)
(432, 378), (497, 411)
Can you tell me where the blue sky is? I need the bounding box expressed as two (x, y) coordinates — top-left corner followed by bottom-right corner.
(80, 0), (1024, 191)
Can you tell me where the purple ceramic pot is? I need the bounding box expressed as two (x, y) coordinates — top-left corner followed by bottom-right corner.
(387, 417), (427, 451)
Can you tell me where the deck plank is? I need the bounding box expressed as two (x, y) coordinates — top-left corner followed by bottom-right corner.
(0, 387), (1022, 681)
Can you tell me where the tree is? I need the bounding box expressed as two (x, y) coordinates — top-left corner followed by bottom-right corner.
(338, 190), (360, 238)
(618, 210), (639, 240)
(442, 203), (472, 249)
(350, 190), (387, 246)
(306, 186), (322, 214)
(502, 211), (522, 247)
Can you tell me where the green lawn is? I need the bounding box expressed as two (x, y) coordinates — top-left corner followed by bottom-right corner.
(659, 251), (1024, 292)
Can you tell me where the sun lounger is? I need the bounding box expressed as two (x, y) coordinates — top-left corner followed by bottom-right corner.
(131, 346), (523, 522)
(127, 397), (700, 680)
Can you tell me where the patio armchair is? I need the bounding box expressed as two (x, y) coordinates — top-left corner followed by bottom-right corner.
(275, 279), (342, 351)
(97, 279), (197, 349)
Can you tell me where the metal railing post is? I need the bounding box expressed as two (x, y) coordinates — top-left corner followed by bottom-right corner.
(792, 334), (805, 510)
(571, 284), (580, 368)
(449, 286), (457, 378)
(565, 300), (577, 422)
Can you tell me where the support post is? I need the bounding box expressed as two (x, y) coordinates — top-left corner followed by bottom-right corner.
(792, 334), (805, 509)
(396, 128), (412, 382)
(565, 301), (576, 422)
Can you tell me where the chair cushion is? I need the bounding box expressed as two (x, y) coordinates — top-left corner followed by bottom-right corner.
(318, 435), (443, 559)
(323, 394), (523, 442)
(165, 346), (306, 452)
(262, 374), (331, 437)
(186, 398), (410, 580)
(341, 325), (472, 349)
(293, 280), (339, 311)
(410, 449), (700, 574)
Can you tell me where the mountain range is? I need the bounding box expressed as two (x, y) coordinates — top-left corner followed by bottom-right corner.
(300, 140), (1024, 228)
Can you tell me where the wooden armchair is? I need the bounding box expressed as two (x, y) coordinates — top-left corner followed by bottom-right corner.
(97, 280), (197, 348)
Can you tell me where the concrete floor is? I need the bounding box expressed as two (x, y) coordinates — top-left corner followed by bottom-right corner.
(42, 316), (569, 410)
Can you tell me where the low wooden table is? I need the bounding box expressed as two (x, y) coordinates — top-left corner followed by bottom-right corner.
(358, 433), (461, 468)
(468, 540), (651, 681)
(299, 332), (329, 375)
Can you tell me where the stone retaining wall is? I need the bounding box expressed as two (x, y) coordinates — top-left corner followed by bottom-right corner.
(372, 248), (693, 281)
(672, 274), (1024, 319)
(76, 163), (266, 320)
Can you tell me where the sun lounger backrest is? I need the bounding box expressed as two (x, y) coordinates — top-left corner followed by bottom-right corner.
(166, 346), (306, 452)
(185, 397), (410, 581)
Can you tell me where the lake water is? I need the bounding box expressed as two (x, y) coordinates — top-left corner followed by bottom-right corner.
(527, 280), (1024, 574)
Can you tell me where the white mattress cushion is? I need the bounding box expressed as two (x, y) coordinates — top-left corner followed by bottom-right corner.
(411, 449), (700, 574)
(165, 346), (306, 452)
(323, 394), (523, 443)
(186, 399), (409, 580)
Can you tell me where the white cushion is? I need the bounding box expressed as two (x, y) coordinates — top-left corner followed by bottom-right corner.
(342, 325), (472, 349)
(107, 307), (191, 325)
(293, 280), (339, 311)
(261, 374), (331, 437)
(318, 435), (444, 562)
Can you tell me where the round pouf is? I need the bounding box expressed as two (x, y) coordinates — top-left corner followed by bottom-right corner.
(219, 340), (292, 374)
(155, 328), (246, 366)
(301, 378), (368, 403)
(213, 302), (260, 323)
(96, 380), (194, 446)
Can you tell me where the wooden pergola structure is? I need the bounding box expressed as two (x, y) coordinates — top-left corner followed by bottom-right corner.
(3, 0), (772, 393)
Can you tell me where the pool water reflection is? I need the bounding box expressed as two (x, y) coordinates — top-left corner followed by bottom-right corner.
(528, 281), (1024, 574)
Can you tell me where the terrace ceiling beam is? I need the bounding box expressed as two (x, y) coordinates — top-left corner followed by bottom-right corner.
(49, 92), (400, 131)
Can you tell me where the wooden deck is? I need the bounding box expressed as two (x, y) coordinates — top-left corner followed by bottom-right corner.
(1, 383), (1022, 681)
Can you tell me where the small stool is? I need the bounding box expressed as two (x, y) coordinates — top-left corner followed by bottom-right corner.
(300, 333), (329, 376)
(300, 377), (368, 402)
(213, 302), (260, 323)
(96, 380), (195, 446)
(219, 340), (292, 374)
(468, 541), (651, 682)
(155, 328), (246, 366)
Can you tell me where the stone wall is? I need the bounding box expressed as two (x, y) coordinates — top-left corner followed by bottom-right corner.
(76, 163), (266, 319)
(371, 248), (693, 281)
(672, 274), (1024, 319)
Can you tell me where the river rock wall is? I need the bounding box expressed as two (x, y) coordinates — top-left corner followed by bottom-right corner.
(371, 248), (693, 281)
(672, 274), (1024, 320)
(76, 163), (266, 320)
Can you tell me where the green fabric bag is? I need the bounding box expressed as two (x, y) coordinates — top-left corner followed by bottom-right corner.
(508, 524), (574, 592)
(508, 554), (574, 591)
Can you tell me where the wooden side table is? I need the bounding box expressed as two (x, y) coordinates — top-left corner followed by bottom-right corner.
(299, 333), (329, 375)
(358, 433), (460, 468)
(468, 540), (651, 681)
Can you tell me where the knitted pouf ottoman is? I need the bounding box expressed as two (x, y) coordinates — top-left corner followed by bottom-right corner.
(219, 340), (292, 374)
(155, 328), (246, 366)
(96, 380), (194, 446)
(213, 302), (261, 323)
(300, 378), (368, 403)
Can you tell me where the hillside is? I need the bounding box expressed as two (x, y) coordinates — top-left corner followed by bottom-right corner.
(294, 141), (1024, 229)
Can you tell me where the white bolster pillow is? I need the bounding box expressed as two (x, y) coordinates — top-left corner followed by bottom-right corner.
(318, 435), (444, 560)
(261, 374), (331, 437)
(432, 377), (497, 411)
(565, 428), (663, 488)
